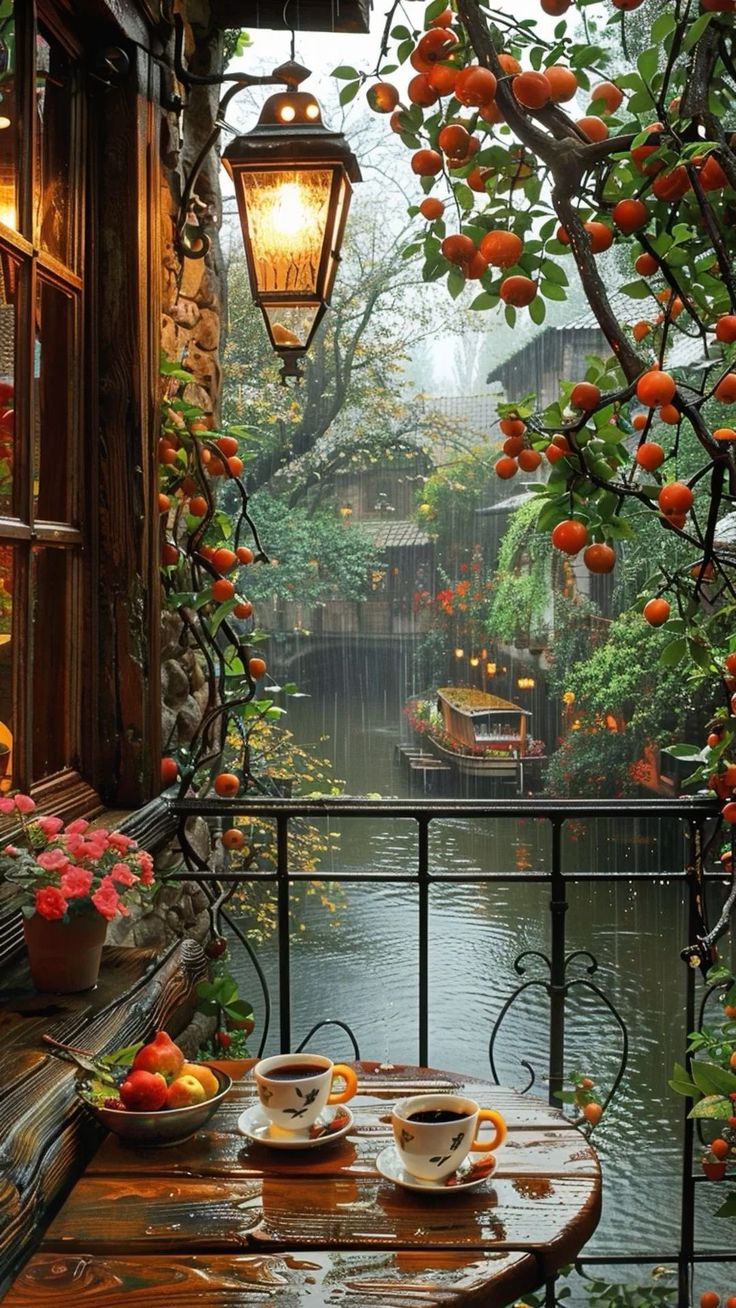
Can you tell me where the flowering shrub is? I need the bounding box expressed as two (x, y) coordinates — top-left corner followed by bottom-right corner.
(0, 793), (155, 922)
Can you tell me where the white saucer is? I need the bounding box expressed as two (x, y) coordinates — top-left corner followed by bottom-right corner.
(375, 1144), (496, 1194)
(237, 1103), (354, 1149)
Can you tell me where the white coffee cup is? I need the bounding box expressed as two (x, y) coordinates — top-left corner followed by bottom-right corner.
(391, 1092), (506, 1181)
(253, 1052), (358, 1130)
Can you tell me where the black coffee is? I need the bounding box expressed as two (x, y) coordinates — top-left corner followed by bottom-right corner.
(264, 1063), (326, 1081)
(407, 1109), (466, 1124)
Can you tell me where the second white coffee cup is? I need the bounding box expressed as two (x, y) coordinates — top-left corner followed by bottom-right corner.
(391, 1092), (506, 1181)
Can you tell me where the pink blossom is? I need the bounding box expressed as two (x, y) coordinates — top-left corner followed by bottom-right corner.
(91, 881), (121, 920)
(34, 885), (68, 920)
(63, 832), (84, 855)
(109, 862), (138, 888)
(136, 851), (155, 885)
(65, 818), (89, 835)
(75, 839), (107, 861)
(60, 867), (93, 898)
(36, 848), (71, 872)
(0, 797), (14, 813)
(108, 832), (135, 852)
(34, 815), (64, 838)
(14, 794), (36, 813)
(2, 843), (19, 855)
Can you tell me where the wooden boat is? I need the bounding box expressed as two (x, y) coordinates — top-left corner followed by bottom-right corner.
(430, 687), (532, 779)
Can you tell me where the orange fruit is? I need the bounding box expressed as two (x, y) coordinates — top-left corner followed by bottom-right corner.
(454, 65), (497, 107)
(544, 65), (577, 102)
(590, 80), (623, 113)
(214, 772), (240, 797)
(697, 154), (728, 191)
(161, 542), (179, 566)
(632, 320), (651, 342)
(551, 519), (588, 555)
(635, 442), (664, 470)
(189, 495), (208, 517)
(518, 448), (542, 471)
(512, 70), (552, 109)
(408, 73), (439, 107)
(582, 1102), (603, 1124)
(366, 81), (400, 113)
(636, 370), (676, 406)
(584, 221), (613, 253)
(499, 275), (537, 306)
(464, 250), (488, 279)
(714, 372), (736, 402)
(416, 27), (458, 63)
(216, 435), (239, 457)
(570, 381), (601, 411)
(713, 427), (736, 441)
(438, 124), (472, 158)
(479, 230), (523, 268)
(576, 116), (608, 142)
(612, 198), (648, 233)
(658, 404), (680, 424)
(427, 62), (460, 95)
(249, 655), (267, 679)
(643, 597), (670, 626)
(503, 436), (525, 457)
(419, 197), (445, 220)
(652, 165), (690, 201)
(212, 577), (235, 602)
(221, 827), (245, 850)
(632, 413), (648, 431)
(467, 166), (491, 193)
(233, 600), (253, 619)
(499, 417), (526, 437)
(158, 493), (170, 513)
(495, 455), (518, 479)
(212, 547), (237, 573)
(716, 315), (736, 343)
(236, 545), (254, 564)
(583, 543), (615, 573)
(160, 757), (178, 785)
(631, 124), (664, 175)
(411, 149), (443, 176)
(427, 5), (453, 25)
(658, 481), (693, 515)
(541, 0), (571, 10)
(634, 251), (658, 276)
(441, 233), (476, 265)
(497, 53), (521, 75)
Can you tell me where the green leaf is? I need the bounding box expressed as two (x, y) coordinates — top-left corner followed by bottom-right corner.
(683, 11), (712, 50)
(688, 1094), (733, 1118)
(715, 1193), (736, 1218)
(620, 280), (653, 300)
(447, 266), (466, 299)
(339, 81), (360, 106)
(636, 47), (659, 84)
(540, 280), (567, 301)
(668, 1062), (698, 1096)
(529, 295), (547, 325)
(659, 638), (687, 668)
(651, 11), (676, 40)
(662, 741), (703, 758)
(690, 1059), (736, 1096)
(331, 65), (358, 79)
(504, 304), (517, 329)
(469, 292), (498, 311)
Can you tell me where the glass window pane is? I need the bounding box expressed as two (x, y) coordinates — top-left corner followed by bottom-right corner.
(32, 545), (75, 778)
(34, 277), (74, 522)
(35, 29), (74, 265)
(0, 541), (13, 791)
(0, 3), (18, 233)
(0, 243), (17, 515)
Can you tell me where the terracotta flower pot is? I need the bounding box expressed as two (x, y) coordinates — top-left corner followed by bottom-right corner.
(23, 911), (108, 993)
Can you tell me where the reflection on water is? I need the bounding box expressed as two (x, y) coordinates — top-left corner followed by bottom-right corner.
(235, 660), (695, 1256)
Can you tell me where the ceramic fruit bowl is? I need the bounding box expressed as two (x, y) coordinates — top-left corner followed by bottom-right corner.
(79, 1067), (232, 1146)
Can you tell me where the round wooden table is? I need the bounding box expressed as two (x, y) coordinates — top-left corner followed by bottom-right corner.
(5, 1060), (601, 1308)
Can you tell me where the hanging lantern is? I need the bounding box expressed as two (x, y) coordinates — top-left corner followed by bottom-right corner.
(222, 79), (361, 380)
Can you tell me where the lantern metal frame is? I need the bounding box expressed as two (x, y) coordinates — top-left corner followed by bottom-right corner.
(172, 16), (360, 381)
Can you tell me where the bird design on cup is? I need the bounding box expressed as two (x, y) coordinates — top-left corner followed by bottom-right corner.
(430, 1130), (466, 1168)
(283, 1086), (320, 1119)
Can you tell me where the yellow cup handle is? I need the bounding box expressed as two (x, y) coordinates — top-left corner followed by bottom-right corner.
(472, 1108), (506, 1152)
(328, 1063), (358, 1104)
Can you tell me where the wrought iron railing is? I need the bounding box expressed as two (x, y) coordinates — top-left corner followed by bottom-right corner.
(167, 794), (734, 1305)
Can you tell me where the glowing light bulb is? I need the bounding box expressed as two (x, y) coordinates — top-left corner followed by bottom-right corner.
(279, 104), (296, 122)
(270, 182), (314, 238)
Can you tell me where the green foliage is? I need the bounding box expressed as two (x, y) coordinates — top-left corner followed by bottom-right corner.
(417, 445), (497, 561)
(487, 498), (551, 644)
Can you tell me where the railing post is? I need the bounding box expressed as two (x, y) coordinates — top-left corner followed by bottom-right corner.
(418, 815), (429, 1068)
(277, 814), (291, 1053)
(548, 818), (567, 1105)
(678, 818), (700, 1307)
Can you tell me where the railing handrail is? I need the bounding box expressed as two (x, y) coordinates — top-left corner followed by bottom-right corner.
(169, 794), (719, 819)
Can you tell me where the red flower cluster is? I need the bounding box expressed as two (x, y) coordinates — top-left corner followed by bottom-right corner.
(1, 793), (155, 923)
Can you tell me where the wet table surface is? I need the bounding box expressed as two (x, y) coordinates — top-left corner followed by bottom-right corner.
(4, 1060), (601, 1308)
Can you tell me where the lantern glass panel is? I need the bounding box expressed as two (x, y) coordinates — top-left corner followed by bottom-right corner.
(263, 303), (320, 350)
(322, 172), (350, 301)
(240, 167), (334, 295)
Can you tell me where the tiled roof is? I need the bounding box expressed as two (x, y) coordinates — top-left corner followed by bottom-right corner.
(359, 518), (431, 548)
(415, 391), (503, 433)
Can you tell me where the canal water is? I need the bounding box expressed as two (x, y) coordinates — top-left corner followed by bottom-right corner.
(234, 642), (730, 1268)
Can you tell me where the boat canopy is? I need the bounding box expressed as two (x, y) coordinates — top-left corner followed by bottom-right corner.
(437, 687), (532, 718)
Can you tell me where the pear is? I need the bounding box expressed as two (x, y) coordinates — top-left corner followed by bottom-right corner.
(131, 1030), (185, 1082)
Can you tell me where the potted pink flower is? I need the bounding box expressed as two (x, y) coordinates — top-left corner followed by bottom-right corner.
(1, 792), (156, 992)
